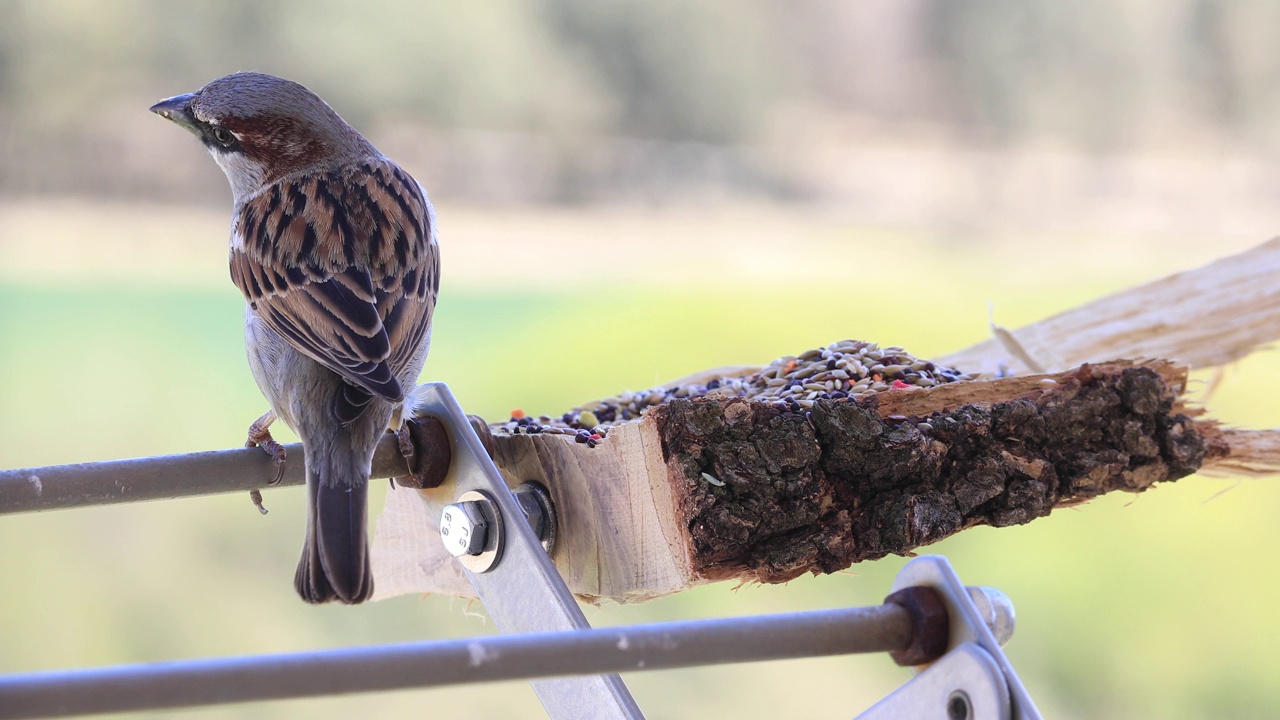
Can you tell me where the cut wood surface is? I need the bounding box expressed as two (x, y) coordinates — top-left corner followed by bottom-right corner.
(374, 414), (691, 603)
(372, 240), (1280, 603)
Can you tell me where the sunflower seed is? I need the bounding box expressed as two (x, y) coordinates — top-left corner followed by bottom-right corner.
(701, 472), (725, 487)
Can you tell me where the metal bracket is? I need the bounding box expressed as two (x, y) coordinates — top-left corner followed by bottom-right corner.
(857, 642), (1010, 720)
(411, 383), (645, 719)
(856, 556), (1043, 720)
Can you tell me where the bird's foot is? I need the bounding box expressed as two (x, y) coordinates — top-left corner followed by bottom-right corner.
(246, 410), (287, 486)
(395, 423), (417, 472)
(390, 415), (452, 489)
(245, 410), (286, 515)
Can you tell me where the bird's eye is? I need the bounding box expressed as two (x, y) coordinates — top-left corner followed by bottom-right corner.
(211, 126), (235, 147)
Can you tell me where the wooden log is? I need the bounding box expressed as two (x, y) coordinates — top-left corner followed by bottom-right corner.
(372, 239), (1280, 603)
(373, 359), (1260, 602)
(658, 361), (1205, 586)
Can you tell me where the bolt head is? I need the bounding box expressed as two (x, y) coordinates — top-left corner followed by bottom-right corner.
(966, 585), (1016, 646)
(440, 501), (490, 557)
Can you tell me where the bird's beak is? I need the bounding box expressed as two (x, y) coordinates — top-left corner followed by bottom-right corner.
(149, 93), (200, 135)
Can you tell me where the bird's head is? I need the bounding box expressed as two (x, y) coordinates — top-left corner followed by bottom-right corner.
(150, 72), (375, 201)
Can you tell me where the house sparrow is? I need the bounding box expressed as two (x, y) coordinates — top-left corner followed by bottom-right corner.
(151, 73), (439, 604)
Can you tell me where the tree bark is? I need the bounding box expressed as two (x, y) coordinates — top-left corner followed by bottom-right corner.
(658, 362), (1205, 585)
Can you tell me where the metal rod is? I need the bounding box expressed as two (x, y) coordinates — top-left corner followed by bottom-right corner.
(0, 603), (911, 719)
(0, 435), (409, 515)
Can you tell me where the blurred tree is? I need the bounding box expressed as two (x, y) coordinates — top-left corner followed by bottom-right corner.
(3, 0), (1280, 200)
(925, 0), (1147, 150)
(539, 0), (785, 143)
(272, 1), (611, 135)
(1185, 0), (1280, 149)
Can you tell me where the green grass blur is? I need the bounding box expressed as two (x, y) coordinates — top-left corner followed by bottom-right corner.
(1, 202), (1278, 719)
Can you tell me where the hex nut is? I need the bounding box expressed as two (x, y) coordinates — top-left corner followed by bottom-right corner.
(884, 585), (950, 666)
(512, 481), (557, 554)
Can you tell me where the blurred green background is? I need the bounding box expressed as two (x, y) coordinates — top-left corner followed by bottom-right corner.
(2, 2), (1280, 718)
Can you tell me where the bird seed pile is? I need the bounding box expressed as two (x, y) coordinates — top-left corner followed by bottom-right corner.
(495, 340), (978, 447)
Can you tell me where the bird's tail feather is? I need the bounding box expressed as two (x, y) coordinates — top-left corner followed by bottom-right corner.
(295, 428), (374, 604)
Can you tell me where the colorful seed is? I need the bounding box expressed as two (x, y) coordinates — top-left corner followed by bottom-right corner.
(493, 339), (977, 446)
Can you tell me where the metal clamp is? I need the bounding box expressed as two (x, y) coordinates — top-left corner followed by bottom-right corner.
(856, 556), (1042, 720)
(412, 383), (644, 720)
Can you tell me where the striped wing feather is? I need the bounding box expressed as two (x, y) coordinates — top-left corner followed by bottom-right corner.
(230, 159), (437, 407)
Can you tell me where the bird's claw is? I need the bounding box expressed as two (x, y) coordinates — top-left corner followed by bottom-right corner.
(395, 424), (417, 472)
(249, 489), (269, 515)
(246, 411), (287, 486)
(390, 416), (452, 489)
(245, 411), (285, 515)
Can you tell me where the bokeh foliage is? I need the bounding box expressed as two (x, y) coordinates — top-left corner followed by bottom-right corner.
(2, 2), (1280, 718)
(7, 1), (1280, 200)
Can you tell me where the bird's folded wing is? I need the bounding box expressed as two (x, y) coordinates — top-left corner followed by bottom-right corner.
(229, 159), (437, 403)
(233, 256), (402, 399)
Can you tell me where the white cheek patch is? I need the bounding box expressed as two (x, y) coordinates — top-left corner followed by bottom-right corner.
(210, 149), (268, 204)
